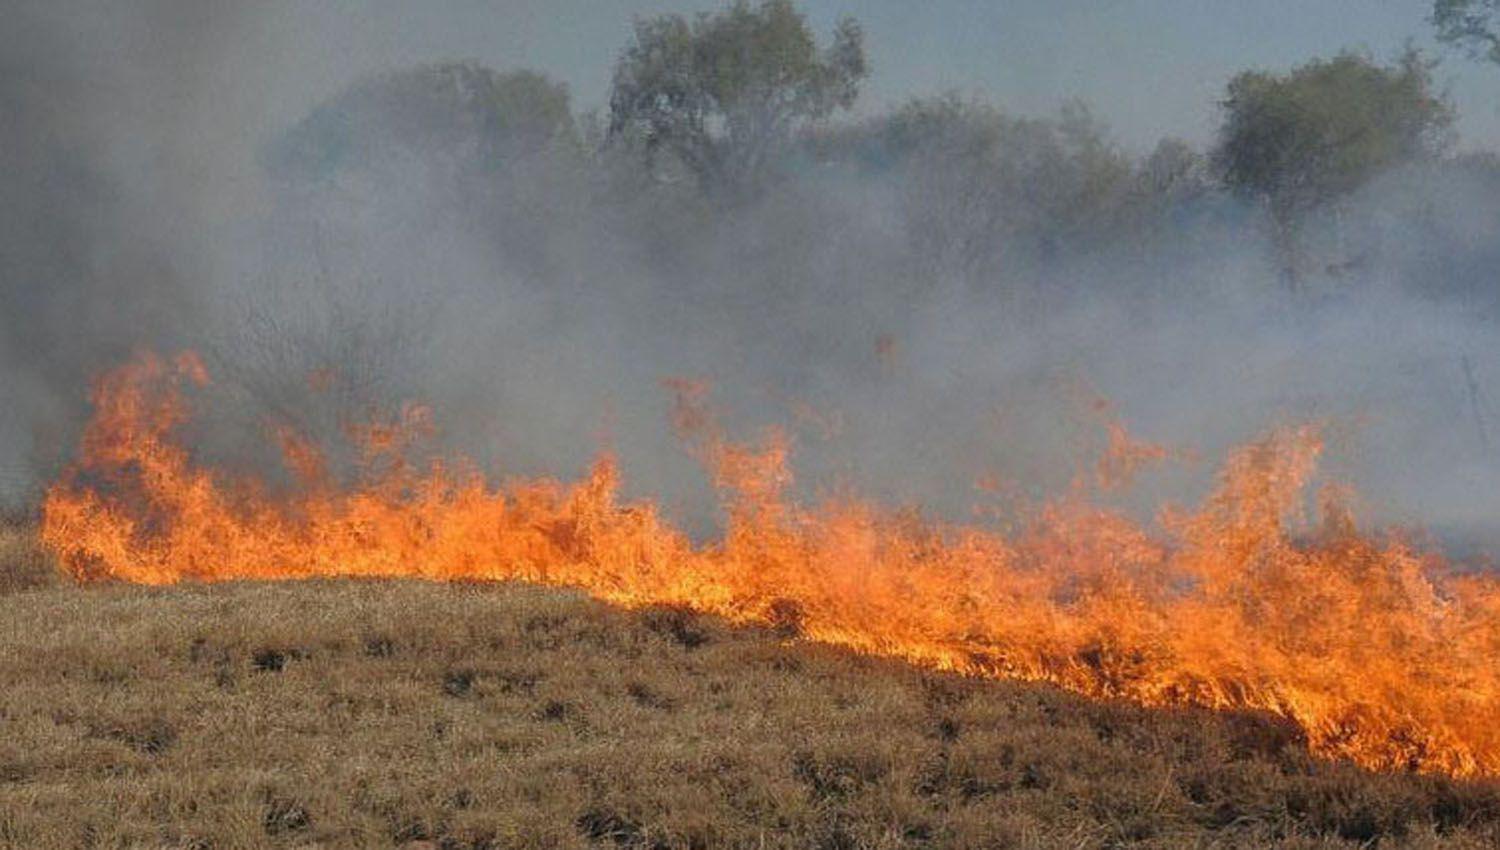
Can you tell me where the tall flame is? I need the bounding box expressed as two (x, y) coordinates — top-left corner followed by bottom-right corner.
(41, 352), (1500, 777)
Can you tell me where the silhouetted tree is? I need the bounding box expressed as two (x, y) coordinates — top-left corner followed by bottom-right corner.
(1212, 50), (1452, 288)
(607, 0), (865, 198)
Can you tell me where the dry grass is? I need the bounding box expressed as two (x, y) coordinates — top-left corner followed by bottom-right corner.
(2, 532), (1500, 849)
(0, 513), (57, 595)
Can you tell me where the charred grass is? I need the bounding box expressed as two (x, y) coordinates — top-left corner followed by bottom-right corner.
(3, 534), (1500, 848)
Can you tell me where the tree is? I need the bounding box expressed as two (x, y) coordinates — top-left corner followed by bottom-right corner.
(1433, 0), (1500, 63)
(1212, 50), (1452, 287)
(865, 94), (1134, 289)
(265, 61), (585, 276)
(242, 63), (584, 460)
(1135, 138), (1209, 205)
(607, 0), (866, 198)
(268, 61), (578, 187)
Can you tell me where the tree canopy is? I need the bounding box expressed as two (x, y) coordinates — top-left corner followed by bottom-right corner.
(1434, 0), (1500, 63)
(268, 61), (577, 184)
(1213, 50), (1451, 220)
(607, 0), (866, 197)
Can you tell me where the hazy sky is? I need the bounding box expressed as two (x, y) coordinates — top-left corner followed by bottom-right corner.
(206, 0), (1500, 154)
(19, 0), (1500, 232)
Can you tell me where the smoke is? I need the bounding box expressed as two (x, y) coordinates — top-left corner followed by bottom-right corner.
(0, 1), (253, 495)
(3, 1), (1498, 555)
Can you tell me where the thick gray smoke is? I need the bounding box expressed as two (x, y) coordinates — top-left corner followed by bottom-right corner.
(3, 2), (1498, 554)
(0, 1), (251, 494)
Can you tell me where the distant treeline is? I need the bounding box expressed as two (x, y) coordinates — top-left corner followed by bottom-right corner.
(262, 0), (1500, 315)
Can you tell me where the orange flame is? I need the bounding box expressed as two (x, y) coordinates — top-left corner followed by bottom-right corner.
(40, 352), (1500, 778)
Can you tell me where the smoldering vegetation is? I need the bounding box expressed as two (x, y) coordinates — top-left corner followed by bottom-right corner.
(3, 1), (1500, 553)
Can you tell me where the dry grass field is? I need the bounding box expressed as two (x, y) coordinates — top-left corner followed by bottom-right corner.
(0, 514), (57, 596)
(4, 520), (1500, 849)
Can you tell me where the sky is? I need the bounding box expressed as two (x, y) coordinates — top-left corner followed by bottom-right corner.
(195, 0), (1500, 155)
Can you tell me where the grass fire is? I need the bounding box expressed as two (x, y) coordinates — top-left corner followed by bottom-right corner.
(9, 1), (1500, 847)
(36, 350), (1500, 781)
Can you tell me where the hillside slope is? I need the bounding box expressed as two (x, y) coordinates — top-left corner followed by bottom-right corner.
(2, 570), (1500, 848)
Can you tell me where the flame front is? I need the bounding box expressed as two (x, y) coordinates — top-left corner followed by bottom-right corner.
(41, 352), (1500, 778)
